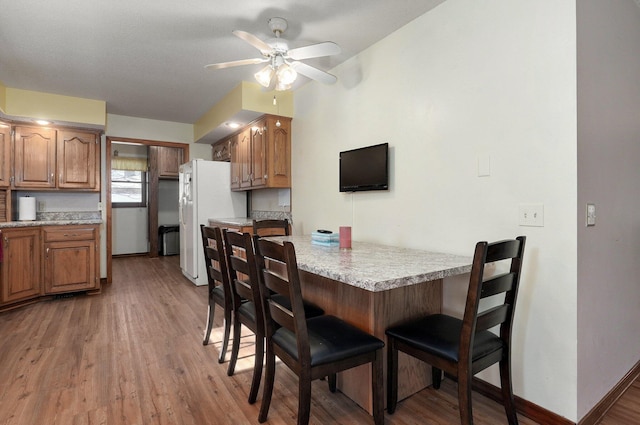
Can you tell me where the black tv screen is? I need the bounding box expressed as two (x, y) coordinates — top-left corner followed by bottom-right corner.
(339, 143), (389, 192)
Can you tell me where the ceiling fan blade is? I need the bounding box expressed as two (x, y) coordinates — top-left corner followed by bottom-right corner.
(205, 58), (267, 70)
(290, 61), (337, 85)
(232, 30), (273, 55)
(287, 41), (341, 61)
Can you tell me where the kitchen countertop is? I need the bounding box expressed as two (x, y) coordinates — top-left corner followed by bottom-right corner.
(208, 217), (253, 227)
(0, 211), (102, 228)
(0, 219), (102, 228)
(265, 235), (473, 292)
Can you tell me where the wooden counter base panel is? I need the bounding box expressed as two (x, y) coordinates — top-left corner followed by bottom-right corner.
(299, 269), (443, 413)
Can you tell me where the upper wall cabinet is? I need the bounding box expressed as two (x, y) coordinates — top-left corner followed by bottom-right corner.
(157, 146), (183, 179)
(14, 126), (57, 188)
(58, 130), (99, 190)
(13, 126), (100, 191)
(0, 122), (11, 188)
(226, 115), (291, 191)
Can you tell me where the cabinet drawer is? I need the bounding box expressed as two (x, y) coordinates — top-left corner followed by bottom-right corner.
(43, 226), (96, 242)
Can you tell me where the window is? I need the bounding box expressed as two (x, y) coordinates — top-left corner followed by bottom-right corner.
(111, 169), (147, 208)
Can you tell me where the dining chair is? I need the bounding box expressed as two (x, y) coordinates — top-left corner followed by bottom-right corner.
(200, 225), (233, 363)
(222, 230), (324, 404)
(385, 236), (526, 425)
(252, 218), (290, 237)
(254, 237), (385, 425)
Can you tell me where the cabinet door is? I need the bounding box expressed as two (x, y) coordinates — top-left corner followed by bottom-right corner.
(0, 122), (11, 188)
(158, 146), (183, 178)
(57, 130), (99, 190)
(229, 134), (241, 190)
(212, 139), (230, 162)
(14, 126), (56, 188)
(265, 116), (291, 188)
(44, 239), (97, 293)
(238, 129), (252, 189)
(251, 121), (267, 188)
(1, 227), (41, 304)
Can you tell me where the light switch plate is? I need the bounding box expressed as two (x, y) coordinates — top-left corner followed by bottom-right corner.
(519, 203), (544, 227)
(477, 154), (490, 177)
(586, 203), (596, 226)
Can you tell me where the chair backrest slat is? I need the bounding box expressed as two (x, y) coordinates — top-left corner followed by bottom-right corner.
(476, 304), (510, 332)
(481, 273), (516, 298)
(253, 219), (290, 237)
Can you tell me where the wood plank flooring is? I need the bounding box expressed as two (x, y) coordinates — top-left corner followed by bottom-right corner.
(0, 255), (633, 424)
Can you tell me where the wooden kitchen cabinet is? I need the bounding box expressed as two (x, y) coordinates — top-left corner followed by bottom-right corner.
(57, 129), (100, 190)
(228, 115), (291, 191)
(13, 126), (100, 190)
(157, 146), (183, 178)
(0, 227), (41, 305)
(13, 126), (57, 188)
(229, 133), (242, 190)
(212, 138), (230, 161)
(43, 225), (99, 294)
(0, 122), (11, 188)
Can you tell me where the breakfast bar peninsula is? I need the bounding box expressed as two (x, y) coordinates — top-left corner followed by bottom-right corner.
(266, 235), (472, 413)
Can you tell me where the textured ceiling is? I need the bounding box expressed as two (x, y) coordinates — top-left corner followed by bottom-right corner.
(0, 0), (447, 125)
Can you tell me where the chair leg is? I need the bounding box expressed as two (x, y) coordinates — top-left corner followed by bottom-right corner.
(372, 349), (384, 425)
(248, 333), (264, 404)
(499, 357), (519, 425)
(227, 314), (241, 376)
(457, 372), (474, 425)
(328, 374), (337, 393)
(203, 302), (214, 346)
(219, 306), (232, 363)
(258, 344), (276, 423)
(297, 372), (312, 425)
(432, 366), (442, 389)
(386, 338), (399, 414)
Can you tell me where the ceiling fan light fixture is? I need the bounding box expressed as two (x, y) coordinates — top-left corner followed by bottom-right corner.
(255, 65), (275, 87)
(276, 63), (297, 86)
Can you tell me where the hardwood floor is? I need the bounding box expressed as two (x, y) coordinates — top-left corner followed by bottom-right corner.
(0, 255), (631, 424)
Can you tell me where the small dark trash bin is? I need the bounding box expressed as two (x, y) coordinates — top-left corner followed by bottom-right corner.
(158, 225), (180, 256)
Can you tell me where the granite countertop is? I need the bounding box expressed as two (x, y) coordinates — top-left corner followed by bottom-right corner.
(0, 219), (102, 228)
(208, 217), (253, 227)
(0, 211), (102, 228)
(267, 235), (472, 292)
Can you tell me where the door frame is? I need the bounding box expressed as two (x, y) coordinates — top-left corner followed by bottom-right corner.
(105, 137), (189, 283)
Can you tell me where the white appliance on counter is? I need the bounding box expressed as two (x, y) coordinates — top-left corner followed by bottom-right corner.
(179, 159), (246, 286)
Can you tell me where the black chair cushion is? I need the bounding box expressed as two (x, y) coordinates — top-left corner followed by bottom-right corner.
(211, 285), (225, 302)
(385, 314), (504, 363)
(273, 315), (384, 367)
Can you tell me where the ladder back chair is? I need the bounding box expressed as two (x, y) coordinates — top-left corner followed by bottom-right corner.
(223, 230), (324, 404)
(254, 237), (385, 425)
(200, 225), (233, 363)
(386, 236), (526, 425)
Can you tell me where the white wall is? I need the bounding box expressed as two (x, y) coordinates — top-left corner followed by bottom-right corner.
(577, 0), (640, 420)
(292, 0), (577, 421)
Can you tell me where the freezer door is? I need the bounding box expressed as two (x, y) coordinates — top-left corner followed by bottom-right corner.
(179, 164), (197, 280)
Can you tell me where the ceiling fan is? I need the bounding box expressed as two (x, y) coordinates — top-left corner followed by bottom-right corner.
(205, 17), (341, 91)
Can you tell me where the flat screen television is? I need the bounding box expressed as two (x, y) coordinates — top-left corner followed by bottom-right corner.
(339, 143), (389, 192)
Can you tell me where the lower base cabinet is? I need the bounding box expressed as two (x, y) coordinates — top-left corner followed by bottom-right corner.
(44, 226), (98, 294)
(0, 224), (100, 310)
(1, 227), (41, 304)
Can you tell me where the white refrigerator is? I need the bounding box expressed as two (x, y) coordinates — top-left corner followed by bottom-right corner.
(179, 159), (246, 286)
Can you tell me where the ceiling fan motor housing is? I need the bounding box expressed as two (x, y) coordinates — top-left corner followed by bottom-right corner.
(268, 17), (288, 35)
